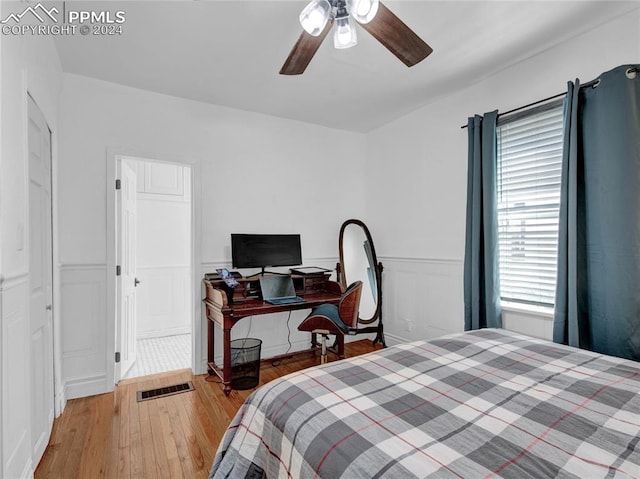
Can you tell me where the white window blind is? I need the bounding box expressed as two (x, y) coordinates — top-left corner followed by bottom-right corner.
(496, 102), (564, 306)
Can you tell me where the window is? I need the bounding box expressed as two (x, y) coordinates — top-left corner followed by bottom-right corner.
(496, 100), (564, 307)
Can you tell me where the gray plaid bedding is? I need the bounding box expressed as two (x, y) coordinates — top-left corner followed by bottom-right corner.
(210, 329), (640, 478)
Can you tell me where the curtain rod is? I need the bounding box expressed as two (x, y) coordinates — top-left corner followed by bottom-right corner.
(459, 70), (628, 130)
(460, 91), (566, 129)
(461, 67), (638, 129)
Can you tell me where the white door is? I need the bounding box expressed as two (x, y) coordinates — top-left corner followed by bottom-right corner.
(28, 96), (54, 464)
(116, 160), (138, 380)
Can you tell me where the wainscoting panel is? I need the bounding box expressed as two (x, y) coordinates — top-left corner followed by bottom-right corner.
(136, 265), (191, 338)
(1, 273), (32, 479)
(60, 264), (109, 399)
(379, 257), (556, 345)
(379, 257), (464, 345)
(502, 306), (554, 340)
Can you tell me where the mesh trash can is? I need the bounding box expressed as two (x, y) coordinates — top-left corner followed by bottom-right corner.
(230, 338), (262, 390)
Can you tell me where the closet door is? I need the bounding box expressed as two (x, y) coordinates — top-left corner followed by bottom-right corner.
(28, 96), (55, 464)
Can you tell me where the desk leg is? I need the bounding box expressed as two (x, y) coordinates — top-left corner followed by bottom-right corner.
(222, 326), (232, 396)
(207, 318), (214, 375)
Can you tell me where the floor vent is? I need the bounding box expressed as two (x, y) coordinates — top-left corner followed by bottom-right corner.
(136, 381), (195, 402)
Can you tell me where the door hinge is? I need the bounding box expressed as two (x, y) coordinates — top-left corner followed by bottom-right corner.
(115, 352), (121, 363)
(116, 265), (121, 276)
(115, 179), (121, 190)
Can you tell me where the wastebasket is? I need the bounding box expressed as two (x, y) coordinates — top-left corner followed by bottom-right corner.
(230, 338), (262, 390)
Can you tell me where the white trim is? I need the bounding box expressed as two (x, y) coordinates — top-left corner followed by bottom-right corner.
(382, 331), (412, 346)
(501, 301), (555, 319)
(0, 271), (29, 291)
(58, 263), (107, 272)
(64, 374), (110, 400)
(378, 256), (463, 266)
(106, 148), (204, 387)
(49, 106), (64, 419)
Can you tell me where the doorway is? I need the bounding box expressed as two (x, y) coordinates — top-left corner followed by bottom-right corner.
(116, 157), (193, 381)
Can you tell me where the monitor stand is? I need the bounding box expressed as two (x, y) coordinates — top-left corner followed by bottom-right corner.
(246, 267), (288, 278)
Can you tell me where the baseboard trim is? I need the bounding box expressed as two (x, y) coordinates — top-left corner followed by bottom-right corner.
(65, 374), (111, 400)
(383, 331), (411, 346)
(55, 385), (67, 418)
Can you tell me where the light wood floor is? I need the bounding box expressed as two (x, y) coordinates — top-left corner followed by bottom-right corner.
(35, 340), (382, 479)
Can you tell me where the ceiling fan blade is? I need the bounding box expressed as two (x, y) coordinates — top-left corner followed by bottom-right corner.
(360, 2), (433, 67)
(280, 18), (334, 75)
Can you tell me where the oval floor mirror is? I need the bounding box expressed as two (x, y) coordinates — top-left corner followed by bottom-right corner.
(338, 219), (385, 347)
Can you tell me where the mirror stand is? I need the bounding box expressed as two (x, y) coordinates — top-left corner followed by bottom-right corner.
(336, 261), (385, 347)
(337, 219), (386, 348)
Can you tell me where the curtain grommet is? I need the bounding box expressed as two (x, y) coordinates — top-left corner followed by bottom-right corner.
(626, 68), (637, 79)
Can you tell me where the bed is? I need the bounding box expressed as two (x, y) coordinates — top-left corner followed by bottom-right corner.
(210, 328), (640, 478)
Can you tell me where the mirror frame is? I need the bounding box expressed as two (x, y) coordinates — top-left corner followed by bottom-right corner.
(338, 219), (382, 325)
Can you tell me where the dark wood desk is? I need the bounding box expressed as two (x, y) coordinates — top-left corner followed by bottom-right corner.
(203, 276), (342, 396)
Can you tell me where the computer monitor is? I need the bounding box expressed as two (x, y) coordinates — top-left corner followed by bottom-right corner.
(231, 234), (302, 275)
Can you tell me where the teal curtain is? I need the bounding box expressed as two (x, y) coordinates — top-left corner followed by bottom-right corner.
(464, 111), (502, 330)
(554, 65), (640, 361)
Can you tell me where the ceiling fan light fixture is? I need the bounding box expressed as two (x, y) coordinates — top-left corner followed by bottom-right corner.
(299, 0), (332, 36)
(345, 0), (379, 24)
(333, 15), (357, 49)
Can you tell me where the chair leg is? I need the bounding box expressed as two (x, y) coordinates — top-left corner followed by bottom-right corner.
(312, 329), (330, 364)
(337, 336), (345, 359)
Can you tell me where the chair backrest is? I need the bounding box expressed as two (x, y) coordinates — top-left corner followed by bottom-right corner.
(338, 281), (363, 329)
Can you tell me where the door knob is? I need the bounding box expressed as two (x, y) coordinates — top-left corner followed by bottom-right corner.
(134, 278), (141, 287)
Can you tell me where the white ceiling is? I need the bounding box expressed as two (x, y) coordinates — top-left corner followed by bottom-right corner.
(53, 0), (639, 132)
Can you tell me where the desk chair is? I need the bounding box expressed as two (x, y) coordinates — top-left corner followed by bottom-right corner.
(298, 281), (363, 364)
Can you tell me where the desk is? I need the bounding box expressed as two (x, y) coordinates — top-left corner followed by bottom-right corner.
(203, 276), (342, 396)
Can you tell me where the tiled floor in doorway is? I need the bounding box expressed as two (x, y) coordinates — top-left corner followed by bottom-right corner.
(123, 333), (191, 379)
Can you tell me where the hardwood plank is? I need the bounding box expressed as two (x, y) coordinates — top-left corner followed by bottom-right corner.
(60, 397), (93, 475)
(77, 393), (112, 478)
(35, 340), (381, 479)
(155, 392), (183, 479)
(127, 380), (144, 479)
(113, 381), (131, 479)
(165, 391), (197, 478)
(138, 381), (161, 478)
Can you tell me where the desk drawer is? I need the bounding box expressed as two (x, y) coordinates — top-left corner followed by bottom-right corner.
(304, 276), (328, 293)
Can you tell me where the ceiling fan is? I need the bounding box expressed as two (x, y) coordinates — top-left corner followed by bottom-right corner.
(280, 0), (433, 75)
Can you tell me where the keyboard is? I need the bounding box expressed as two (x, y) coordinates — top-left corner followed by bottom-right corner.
(266, 296), (305, 305)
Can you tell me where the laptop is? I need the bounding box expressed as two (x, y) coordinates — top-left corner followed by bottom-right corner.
(259, 275), (305, 305)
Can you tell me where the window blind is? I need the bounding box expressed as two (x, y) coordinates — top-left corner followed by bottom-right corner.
(496, 103), (564, 306)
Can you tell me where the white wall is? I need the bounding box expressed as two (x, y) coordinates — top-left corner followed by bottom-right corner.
(366, 10), (640, 345)
(133, 159), (191, 339)
(58, 74), (367, 398)
(0, 3), (63, 476)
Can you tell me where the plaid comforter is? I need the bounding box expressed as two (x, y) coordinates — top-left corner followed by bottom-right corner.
(210, 329), (640, 478)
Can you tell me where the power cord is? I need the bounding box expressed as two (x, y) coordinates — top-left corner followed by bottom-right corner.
(245, 315), (253, 339)
(271, 311), (293, 366)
